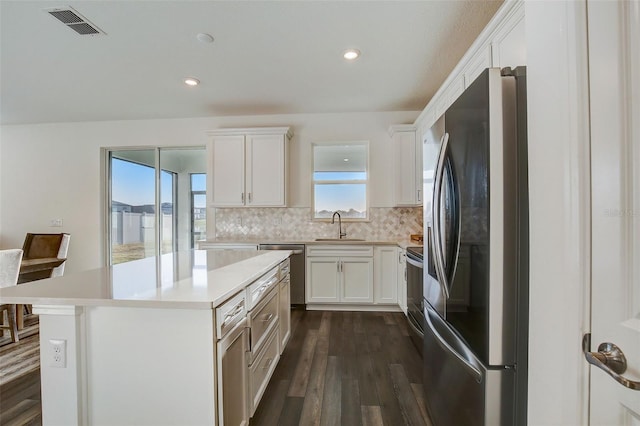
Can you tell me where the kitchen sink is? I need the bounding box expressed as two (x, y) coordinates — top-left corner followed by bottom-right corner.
(314, 238), (366, 242)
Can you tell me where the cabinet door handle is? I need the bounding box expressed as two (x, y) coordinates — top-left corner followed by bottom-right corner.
(417, 189), (422, 202)
(248, 192), (252, 203)
(241, 192), (245, 203)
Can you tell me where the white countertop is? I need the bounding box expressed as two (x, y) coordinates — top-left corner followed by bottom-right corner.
(0, 249), (290, 310)
(200, 238), (423, 249)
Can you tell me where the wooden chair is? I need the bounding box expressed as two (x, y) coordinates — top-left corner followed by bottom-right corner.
(19, 233), (70, 317)
(20, 233), (70, 281)
(22, 232), (70, 259)
(0, 249), (24, 342)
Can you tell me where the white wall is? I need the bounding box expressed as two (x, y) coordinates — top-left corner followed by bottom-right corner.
(525, 1), (591, 424)
(0, 111), (418, 273)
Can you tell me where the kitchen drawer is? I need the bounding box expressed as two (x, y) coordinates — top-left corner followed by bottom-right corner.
(215, 290), (246, 339)
(279, 258), (290, 280)
(306, 245), (373, 258)
(248, 286), (279, 359)
(247, 266), (280, 310)
(248, 325), (280, 416)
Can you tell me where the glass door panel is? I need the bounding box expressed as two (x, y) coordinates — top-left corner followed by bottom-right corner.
(107, 147), (206, 265)
(109, 149), (157, 265)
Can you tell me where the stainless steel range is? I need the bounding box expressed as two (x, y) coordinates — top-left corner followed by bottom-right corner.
(405, 246), (424, 356)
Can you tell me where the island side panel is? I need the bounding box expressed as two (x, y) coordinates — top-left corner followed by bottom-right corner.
(35, 305), (87, 426)
(85, 306), (216, 425)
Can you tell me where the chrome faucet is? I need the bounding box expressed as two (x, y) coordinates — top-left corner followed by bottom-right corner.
(331, 211), (347, 239)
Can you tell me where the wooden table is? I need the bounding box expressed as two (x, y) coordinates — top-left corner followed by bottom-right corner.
(16, 257), (66, 329)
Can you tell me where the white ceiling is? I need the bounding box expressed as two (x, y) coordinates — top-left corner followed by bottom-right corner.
(0, 0), (503, 125)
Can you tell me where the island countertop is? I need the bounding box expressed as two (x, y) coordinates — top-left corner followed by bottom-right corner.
(0, 249), (291, 309)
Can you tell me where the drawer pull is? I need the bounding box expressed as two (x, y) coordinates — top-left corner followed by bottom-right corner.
(260, 313), (274, 322)
(262, 358), (273, 370)
(223, 304), (244, 325)
(256, 276), (278, 296)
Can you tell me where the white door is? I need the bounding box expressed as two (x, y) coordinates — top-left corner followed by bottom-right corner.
(587, 1), (640, 423)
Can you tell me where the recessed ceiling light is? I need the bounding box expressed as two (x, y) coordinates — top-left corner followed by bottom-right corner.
(196, 33), (214, 43)
(184, 78), (200, 86)
(343, 49), (360, 60)
(343, 158), (349, 162)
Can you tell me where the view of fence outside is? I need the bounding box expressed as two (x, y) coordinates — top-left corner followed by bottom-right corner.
(111, 212), (173, 264)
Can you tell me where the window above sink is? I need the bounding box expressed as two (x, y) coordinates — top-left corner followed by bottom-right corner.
(312, 141), (369, 221)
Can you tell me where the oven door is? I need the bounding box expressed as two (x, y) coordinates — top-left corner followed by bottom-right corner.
(406, 251), (424, 355)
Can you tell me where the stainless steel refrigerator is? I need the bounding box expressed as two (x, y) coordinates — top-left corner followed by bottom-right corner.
(423, 67), (529, 426)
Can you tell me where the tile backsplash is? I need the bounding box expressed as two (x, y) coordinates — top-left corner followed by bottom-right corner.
(214, 207), (423, 241)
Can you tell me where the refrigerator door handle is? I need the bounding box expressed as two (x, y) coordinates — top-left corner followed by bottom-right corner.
(431, 133), (450, 299)
(424, 301), (483, 383)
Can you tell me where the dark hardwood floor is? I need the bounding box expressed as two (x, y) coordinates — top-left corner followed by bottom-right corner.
(0, 315), (42, 426)
(251, 310), (432, 426)
(0, 310), (431, 426)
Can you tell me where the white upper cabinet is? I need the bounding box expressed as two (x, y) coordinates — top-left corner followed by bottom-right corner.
(414, 0), (525, 132)
(208, 127), (292, 207)
(490, 4), (526, 70)
(389, 125), (422, 206)
(209, 134), (246, 207)
(463, 43), (493, 88)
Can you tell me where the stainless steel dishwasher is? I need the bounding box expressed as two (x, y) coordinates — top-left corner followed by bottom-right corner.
(258, 244), (305, 308)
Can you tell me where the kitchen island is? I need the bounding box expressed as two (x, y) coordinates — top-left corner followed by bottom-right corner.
(0, 249), (291, 426)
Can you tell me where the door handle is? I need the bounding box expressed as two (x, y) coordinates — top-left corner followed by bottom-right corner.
(432, 133), (450, 299)
(582, 333), (640, 390)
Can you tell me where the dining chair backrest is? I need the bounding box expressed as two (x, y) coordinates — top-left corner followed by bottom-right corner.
(0, 249), (24, 289)
(51, 233), (71, 277)
(21, 233), (68, 260)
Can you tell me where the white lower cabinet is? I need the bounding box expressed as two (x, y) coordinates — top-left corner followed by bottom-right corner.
(397, 248), (408, 314)
(216, 258), (291, 424)
(341, 257), (374, 303)
(278, 273), (291, 353)
(215, 291), (249, 426)
(248, 326), (280, 415)
(306, 245), (374, 304)
(306, 256), (340, 302)
(373, 246), (398, 304)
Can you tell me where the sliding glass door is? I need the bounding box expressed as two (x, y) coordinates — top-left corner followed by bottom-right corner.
(106, 147), (206, 265)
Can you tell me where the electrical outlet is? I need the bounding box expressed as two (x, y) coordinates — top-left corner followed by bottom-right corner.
(49, 339), (66, 368)
(49, 218), (63, 227)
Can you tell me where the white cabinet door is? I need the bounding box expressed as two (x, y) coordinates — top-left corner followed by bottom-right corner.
(217, 319), (249, 426)
(463, 43), (493, 87)
(306, 257), (340, 303)
(374, 246), (398, 304)
(210, 135), (245, 207)
(208, 127), (290, 208)
(341, 257), (373, 303)
(390, 125), (422, 206)
(246, 134), (286, 206)
(278, 276), (291, 354)
(490, 4), (526, 69)
(397, 248), (407, 314)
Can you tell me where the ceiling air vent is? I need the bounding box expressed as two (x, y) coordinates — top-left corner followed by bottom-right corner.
(45, 7), (105, 36)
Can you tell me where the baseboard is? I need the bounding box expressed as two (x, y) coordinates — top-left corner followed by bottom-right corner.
(305, 304), (402, 312)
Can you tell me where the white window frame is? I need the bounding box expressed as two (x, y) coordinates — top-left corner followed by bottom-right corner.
(311, 141), (370, 222)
